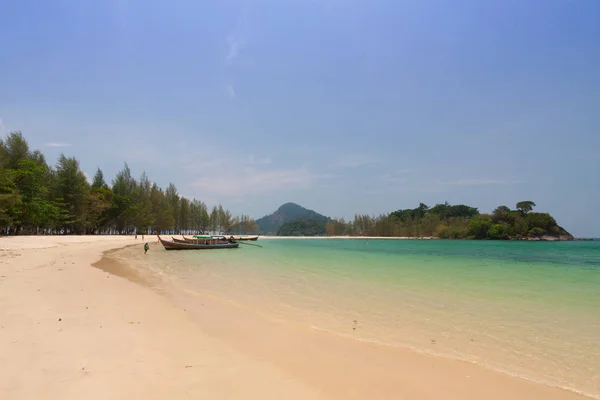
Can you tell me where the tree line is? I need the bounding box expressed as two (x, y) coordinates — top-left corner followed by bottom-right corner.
(324, 201), (571, 240)
(0, 131), (258, 235)
(277, 219), (328, 236)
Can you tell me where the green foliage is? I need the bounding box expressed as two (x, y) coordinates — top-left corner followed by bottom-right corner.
(189, 199), (210, 233)
(396, 202), (479, 220)
(529, 227), (546, 237)
(91, 168), (107, 189)
(0, 131), (249, 235)
(435, 224), (466, 239)
(277, 219), (327, 236)
(0, 169), (22, 228)
(325, 217), (347, 236)
(209, 206), (218, 233)
(149, 184), (173, 233)
(217, 205), (233, 233)
(516, 201), (536, 214)
(526, 212), (557, 232)
(54, 155), (90, 233)
(488, 224), (510, 240)
(0, 138), (7, 169)
(467, 215), (493, 239)
(1, 131), (30, 170)
(491, 205), (511, 223)
(229, 214), (259, 234)
(14, 159), (59, 230)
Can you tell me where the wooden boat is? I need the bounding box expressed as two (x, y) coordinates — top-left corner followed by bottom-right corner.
(173, 236), (231, 245)
(193, 234), (259, 241)
(191, 235), (227, 241)
(157, 234), (239, 250)
(233, 235), (259, 241)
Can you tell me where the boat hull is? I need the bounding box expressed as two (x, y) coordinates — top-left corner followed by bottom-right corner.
(192, 234), (259, 241)
(157, 235), (239, 250)
(236, 235), (259, 241)
(173, 237), (232, 245)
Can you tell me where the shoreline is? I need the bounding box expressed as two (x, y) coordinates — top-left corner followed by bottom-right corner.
(259, 235), (437, 240)
(0, 235), (591, 399)
(259, 235), (585, 241)
(5, 234), (594, 241)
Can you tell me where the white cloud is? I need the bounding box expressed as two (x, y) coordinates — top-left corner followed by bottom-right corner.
(186, 145), (334, 199)
(44, 142), (72, 148)
(104, 129), (331, 203)
(120, 144), (163, 164)
(441, 178), (525, 186)
(226, 84), (236, 98)
(387, 176), (408, 184)
(330, 154), (377, 168)
(226, 36), (246, 65)
(175, 143), (222, 172)
(0, 117), (4, 133)
(384, 168), (410, 184)
(191, 166), (322, 198)
(247, 155), (272, 166)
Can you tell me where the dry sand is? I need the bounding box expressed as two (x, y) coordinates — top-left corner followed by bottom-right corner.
(0, 235), (587, 400)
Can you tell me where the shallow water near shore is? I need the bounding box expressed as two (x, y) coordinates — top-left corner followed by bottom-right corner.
(118, 238), (600, 399)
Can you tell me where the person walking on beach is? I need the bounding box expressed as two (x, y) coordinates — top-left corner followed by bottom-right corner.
(144, 242), (149, 254)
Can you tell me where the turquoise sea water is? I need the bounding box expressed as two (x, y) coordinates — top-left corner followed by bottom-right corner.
(121, 239), (600, 398)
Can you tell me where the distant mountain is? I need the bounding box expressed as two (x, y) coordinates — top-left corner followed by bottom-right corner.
(255, 203), (329, 234)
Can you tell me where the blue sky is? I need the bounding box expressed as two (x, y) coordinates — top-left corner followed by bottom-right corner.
(1, 0), (599, 237)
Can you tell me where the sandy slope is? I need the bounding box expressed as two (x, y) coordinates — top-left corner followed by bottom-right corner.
(0, 235), (587, 400)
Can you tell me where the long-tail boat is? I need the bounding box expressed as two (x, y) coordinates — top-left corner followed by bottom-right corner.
(172, 236), (231, 245)
(233, 235), (260, 241)
(157, 234), (239, 250)
(193, 234), (259, 241)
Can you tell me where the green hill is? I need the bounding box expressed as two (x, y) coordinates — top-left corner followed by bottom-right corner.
(255, 203), (329, 235)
